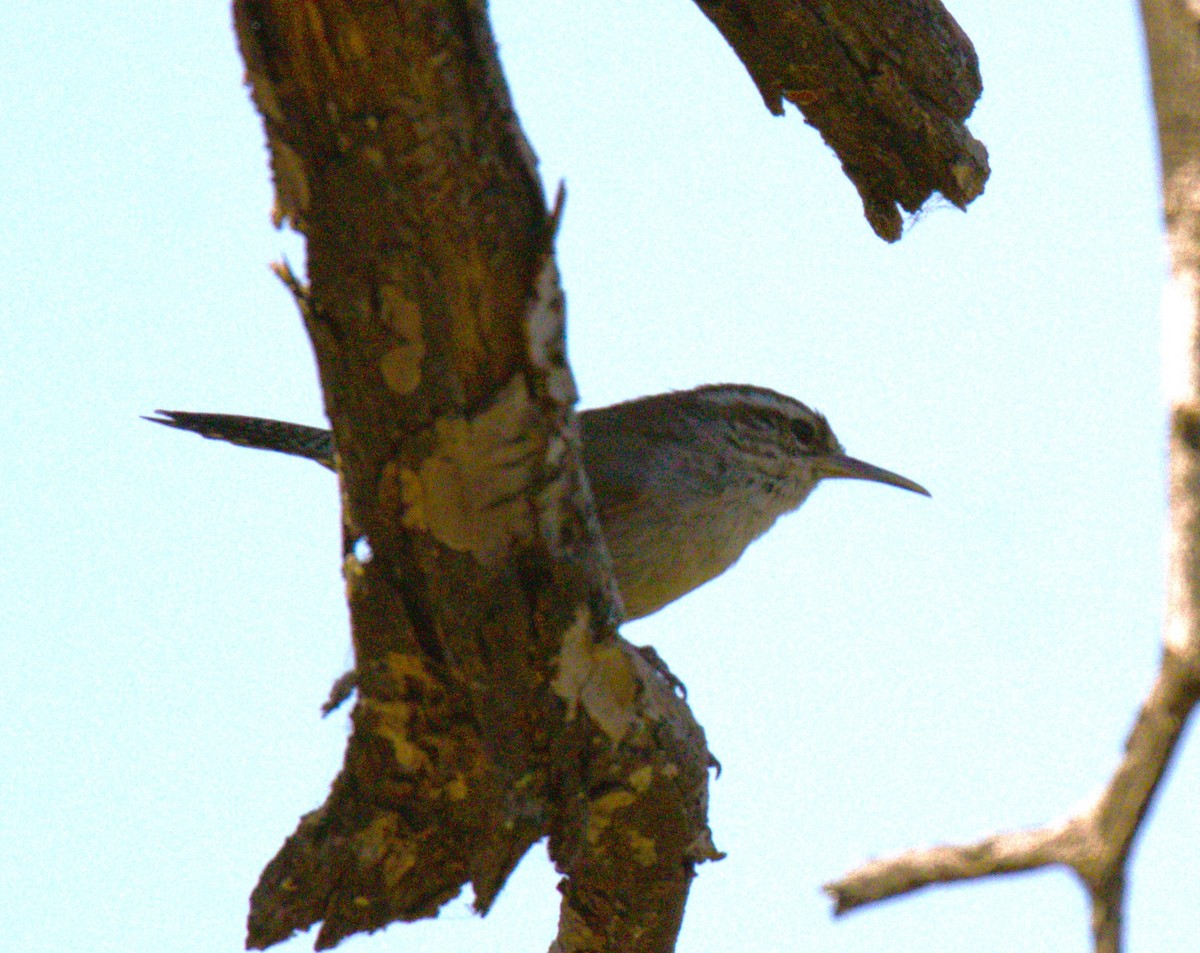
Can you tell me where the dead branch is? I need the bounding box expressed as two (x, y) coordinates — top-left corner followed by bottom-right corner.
(827, 3), (1200, 950)
(825, 651), (1200, 951)
(692, 0), (989, 240)
(231, 3), (717, 950)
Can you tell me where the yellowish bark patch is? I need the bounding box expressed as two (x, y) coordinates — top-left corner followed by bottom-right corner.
(587, 789), (637, 845)
(444, 775), (469, 802)
(626, 765), (654, 793)
(382, 375), (540, 558)
(626, 829), (658, 866)
(378, 287), (425, 393)
(551, 608), (638, 741)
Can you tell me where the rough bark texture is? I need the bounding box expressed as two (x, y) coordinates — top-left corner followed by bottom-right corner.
(231, 3), (718, 950)
(692, 0), (988, 240)
(824, 5), (1200, 952)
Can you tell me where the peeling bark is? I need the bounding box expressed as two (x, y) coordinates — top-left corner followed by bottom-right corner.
(231, 4), (717, 950)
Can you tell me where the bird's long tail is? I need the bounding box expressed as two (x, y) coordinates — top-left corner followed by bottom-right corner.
(145, 411), (336, 470)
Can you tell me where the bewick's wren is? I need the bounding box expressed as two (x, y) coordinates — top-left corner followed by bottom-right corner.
(148, 384), (927, 620)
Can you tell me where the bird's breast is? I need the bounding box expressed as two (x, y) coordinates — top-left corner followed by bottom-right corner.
(600, 480), (811, 620)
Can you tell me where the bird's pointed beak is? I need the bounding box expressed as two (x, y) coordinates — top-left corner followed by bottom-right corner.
(819, 454), (930, 497)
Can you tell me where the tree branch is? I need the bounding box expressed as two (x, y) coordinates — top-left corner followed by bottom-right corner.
(826, 4), (1200, 949)
(231, 3), (717, 950)
(692, 0), (989, 240)
(825, 652), (1200, 951)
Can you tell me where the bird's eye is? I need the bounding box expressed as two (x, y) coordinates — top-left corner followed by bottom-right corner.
(790, 417), (817, 444)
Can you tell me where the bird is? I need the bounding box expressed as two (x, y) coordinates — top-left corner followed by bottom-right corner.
(146, 383), (927, 621)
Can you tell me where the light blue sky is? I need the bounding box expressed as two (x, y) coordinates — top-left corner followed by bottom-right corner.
(4, 2), (1192, 952)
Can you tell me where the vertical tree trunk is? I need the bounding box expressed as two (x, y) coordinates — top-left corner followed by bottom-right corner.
(231, 4), (717, 950)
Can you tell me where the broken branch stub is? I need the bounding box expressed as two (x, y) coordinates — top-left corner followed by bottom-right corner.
(693, 0), (989, 240)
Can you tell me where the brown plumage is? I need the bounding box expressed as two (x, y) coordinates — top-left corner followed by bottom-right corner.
(147, 384), (926, 620)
